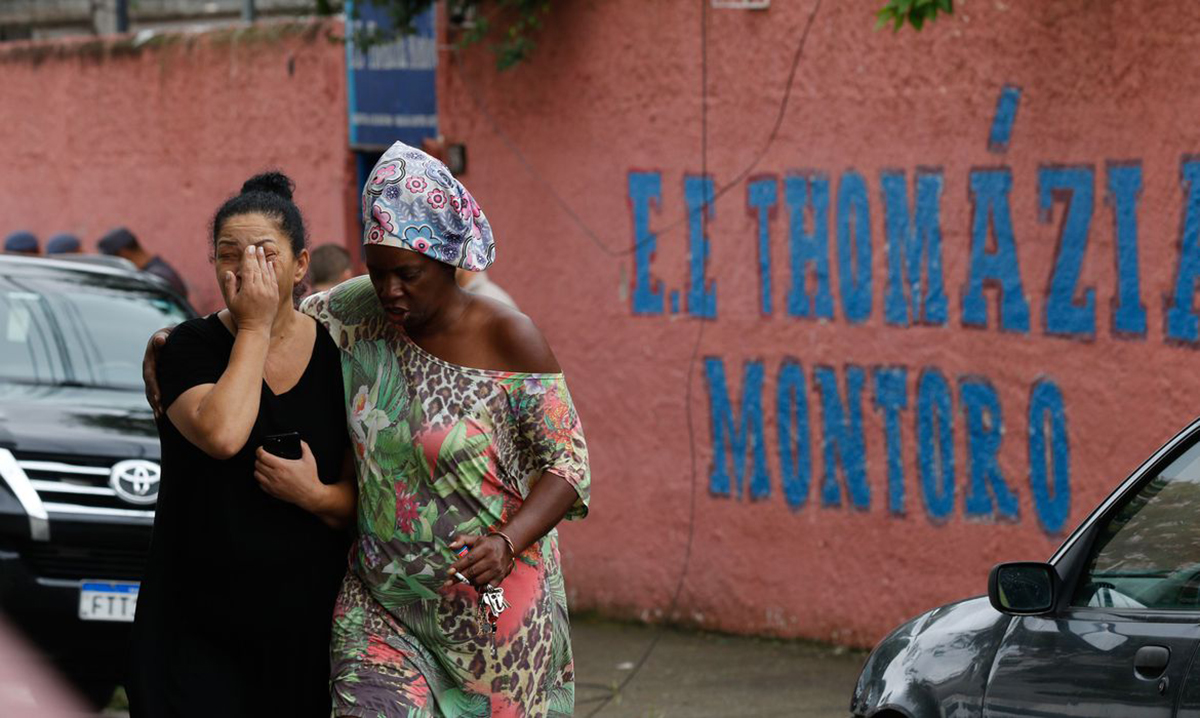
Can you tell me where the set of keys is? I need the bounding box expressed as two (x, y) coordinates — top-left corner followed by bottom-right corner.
(455, 545), (511, 657)
(479, 585), (510, 657)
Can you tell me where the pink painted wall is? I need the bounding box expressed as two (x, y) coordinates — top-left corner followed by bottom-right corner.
(438, 1), (1200, 646)
(0, 20), (355, 314)
(8, 2), (1200, 650)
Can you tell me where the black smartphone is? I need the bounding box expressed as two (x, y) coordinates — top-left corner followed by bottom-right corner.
(262, 432), (302, 460)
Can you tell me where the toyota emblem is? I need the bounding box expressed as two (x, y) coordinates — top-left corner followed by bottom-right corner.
(109, 460), (161, 505)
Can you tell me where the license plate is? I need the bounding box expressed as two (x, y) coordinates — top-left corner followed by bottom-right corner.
(79, 581), (139, 622)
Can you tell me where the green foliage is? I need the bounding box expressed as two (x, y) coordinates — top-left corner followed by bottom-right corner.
(876, 0), (953, 32)
(317, 0), (554, 71)
(456, 0), (552, 71)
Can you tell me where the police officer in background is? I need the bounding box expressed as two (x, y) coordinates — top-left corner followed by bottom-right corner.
(4, 231), (39, 256)
(46, 234), (82, 255)
(98, 227), (188, 300)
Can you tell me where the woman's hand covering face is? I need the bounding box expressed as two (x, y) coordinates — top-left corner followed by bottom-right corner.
(224, 245), (280, 334)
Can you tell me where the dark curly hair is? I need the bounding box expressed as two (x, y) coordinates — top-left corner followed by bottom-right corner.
(210, 171), (308, 260)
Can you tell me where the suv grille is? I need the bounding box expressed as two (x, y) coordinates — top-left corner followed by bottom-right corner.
(13, 452), (157, 517)
(21, 542), (148, 581)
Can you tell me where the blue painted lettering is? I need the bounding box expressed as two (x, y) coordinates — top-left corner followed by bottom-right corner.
(785, 174), (835, 319)
(1039, 166), (1096, 337)
(1106, 164), (1148, 336)
(872, 367), (908, 515)
(814, 366), (870, 509)
(881, 170), (948, 326)
(747, 176), (778, 316)
(777, 359), (812, 509)
(836, 171), (873, 323)
(961, 378), (1018, 519)
(704, 358), (768, 499)
(628, 171), (664, 315)
(1166, 160), (1200, 343)
(917, 368), (955, 521)
(685, 175), (718, 318)
(1028, 379), (1070, 534)
(963, 169), (1031, 332)
(988, 85), (1022, 153)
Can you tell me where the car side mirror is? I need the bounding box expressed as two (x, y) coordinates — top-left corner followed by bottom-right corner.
(988, 562), (1056, 615)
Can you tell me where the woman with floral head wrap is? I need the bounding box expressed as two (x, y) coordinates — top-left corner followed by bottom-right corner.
(304, 143), (590, 717)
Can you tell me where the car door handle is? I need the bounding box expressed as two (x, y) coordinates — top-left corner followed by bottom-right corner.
(1134, 645), (1170, 680)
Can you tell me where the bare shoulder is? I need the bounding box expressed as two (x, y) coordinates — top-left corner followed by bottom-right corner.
(477, 298), (561, 374)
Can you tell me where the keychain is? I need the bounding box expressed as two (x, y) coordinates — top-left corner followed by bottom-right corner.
(455, 544), (510, 657)
(479, 585), (510, 658)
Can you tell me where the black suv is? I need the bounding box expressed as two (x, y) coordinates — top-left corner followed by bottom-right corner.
(0, 254), (193, 705)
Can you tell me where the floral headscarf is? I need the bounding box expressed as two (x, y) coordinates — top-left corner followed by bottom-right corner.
(361, 141), (495, 272)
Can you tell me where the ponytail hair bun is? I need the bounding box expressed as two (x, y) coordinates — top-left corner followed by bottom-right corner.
(241, 171), (295, 202)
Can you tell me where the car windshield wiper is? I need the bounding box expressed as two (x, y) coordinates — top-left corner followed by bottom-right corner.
(0, 377), (136, 391)
(58, 380), (137, 390)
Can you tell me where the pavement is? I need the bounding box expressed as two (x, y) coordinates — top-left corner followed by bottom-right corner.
(571, 617), (866, 718)
(96, 618), (866, 717)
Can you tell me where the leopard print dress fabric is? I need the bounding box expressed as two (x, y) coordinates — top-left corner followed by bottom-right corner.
(300, 277), (590, 718)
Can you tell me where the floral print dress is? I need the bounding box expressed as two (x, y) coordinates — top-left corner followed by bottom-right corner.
(301, 277), (590, 718)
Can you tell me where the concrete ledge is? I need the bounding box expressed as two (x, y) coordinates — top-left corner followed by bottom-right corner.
(0, 16), (337, 65)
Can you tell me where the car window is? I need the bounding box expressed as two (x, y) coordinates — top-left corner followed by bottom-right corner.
(0, 288), (68, 385)
(1072, 439), (1200, 610)
(0, 272), (191, 391)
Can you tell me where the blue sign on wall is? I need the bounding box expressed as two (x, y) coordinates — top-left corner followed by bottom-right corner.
(346, 1), (438, 149)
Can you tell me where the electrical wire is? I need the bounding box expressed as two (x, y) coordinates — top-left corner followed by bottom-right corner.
(581, 1), (711, 714)
(450, 1), (825, 713)
(649, 0), (824, 240)
(579, 2), (719, 714)
(452, 0), (823, 258)
(450, 49), (624, 257)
